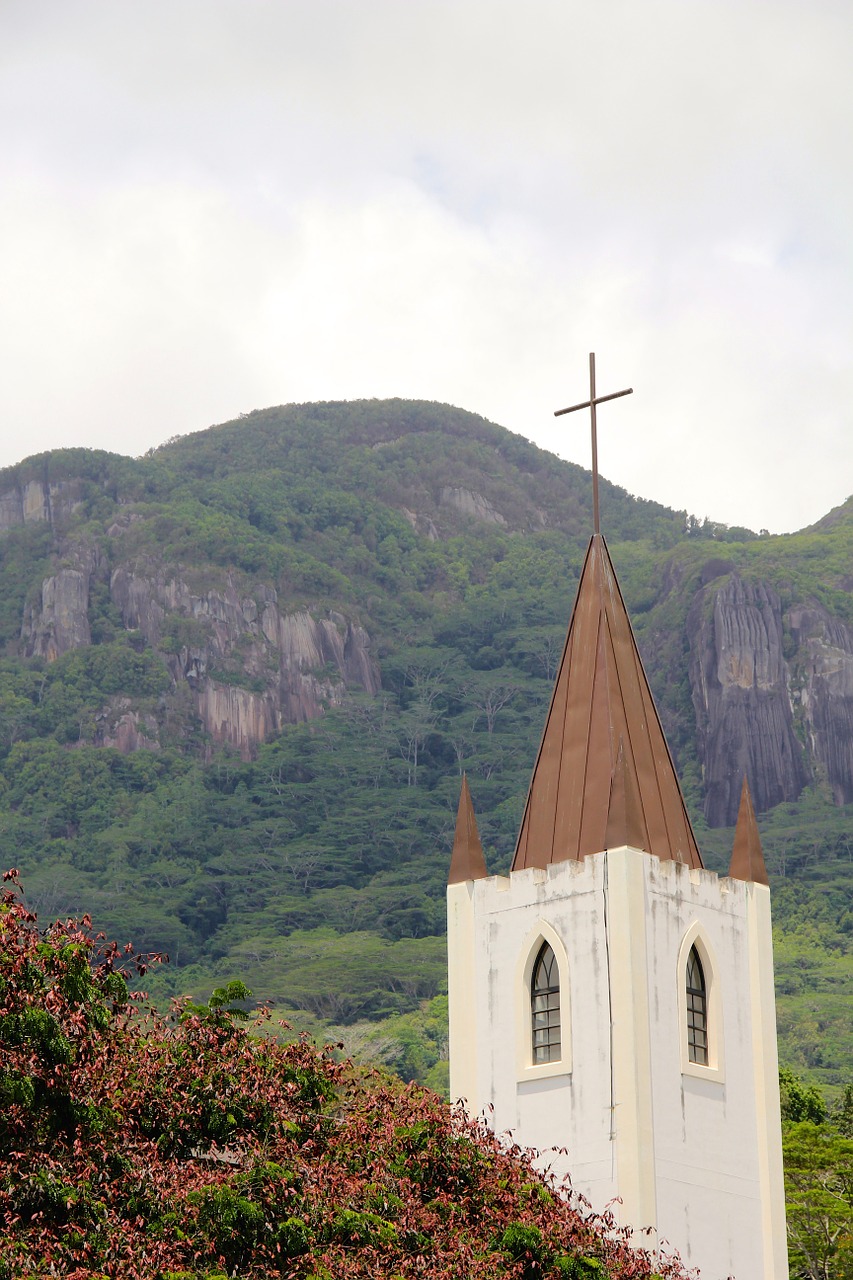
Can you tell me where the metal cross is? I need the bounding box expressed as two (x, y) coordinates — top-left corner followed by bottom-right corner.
(555, 353), (633, 536)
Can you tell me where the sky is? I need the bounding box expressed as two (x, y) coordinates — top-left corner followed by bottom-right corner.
(2, 1), (851, 534)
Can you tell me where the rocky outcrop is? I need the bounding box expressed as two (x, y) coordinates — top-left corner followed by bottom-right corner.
(0, 489), (24, 529)
(109, 569), (380, 757)
(439, 487), (506, 526)
(24, 569), (92, 661)
(22, 545), (105, 661)
(788, 605), (853, 806)
(94, 700), (160, 753)
(688, 569), (853, 824)
(688, 573), (809, 826)
(260, 605), (378, 699)
(20, 546), (380, 759)
(400, 508), (438, 542)
(197, 683), (280, 755)
(0, 478), (84, 531)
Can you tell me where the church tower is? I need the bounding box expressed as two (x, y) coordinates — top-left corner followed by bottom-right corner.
(447, 511), (788, 1273)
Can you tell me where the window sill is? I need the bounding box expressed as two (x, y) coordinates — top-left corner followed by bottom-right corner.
(517, 1058), (572, 1083)
(681, 1059), (725, 1084)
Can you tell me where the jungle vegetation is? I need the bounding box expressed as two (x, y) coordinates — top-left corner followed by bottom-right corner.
(0, 400), (850, 1099)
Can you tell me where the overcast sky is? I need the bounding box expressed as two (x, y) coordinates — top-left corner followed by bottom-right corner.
(2, 1), (851, 533)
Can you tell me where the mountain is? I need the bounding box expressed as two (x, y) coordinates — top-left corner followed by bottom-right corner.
(0, 399), (851, 1091)
(0, 400), (688, 758)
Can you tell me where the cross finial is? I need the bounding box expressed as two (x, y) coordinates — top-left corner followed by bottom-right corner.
(555, 353), (633, 535)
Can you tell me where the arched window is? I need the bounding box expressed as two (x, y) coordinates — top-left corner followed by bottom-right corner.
(686, 945), (708, 1065)
(531, 942), (561, 1064)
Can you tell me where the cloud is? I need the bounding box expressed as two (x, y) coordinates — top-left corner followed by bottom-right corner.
(0, 0), (851, 531)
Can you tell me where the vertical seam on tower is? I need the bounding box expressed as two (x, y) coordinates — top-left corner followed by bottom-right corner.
(603, 849), (616, 1149)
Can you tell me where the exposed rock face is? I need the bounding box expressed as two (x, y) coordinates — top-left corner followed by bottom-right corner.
(439, 487), (506, 526)
(689, 572), (853, 825)
(197, 683), (280, 755)
(689, 573), (809, 826)
(0, 489), (24, 529)
(25, 569), (92, 661)
(0, 478), (84, 531)
(260, 605), (378, 701)
(108, 569), (380, 757)
(788, 605), (853, 806)
(94, 700), (160, 753)
(20, 547), (380, 759)
(400, 508), (439, 542)
(22, 542), (106, 661)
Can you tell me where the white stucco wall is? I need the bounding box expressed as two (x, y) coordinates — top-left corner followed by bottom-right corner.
(447, 848), (788, 1280)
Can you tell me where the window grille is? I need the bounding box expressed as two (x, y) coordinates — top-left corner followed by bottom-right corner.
(686, 945), (708, 1065)
(531, 942), (561, 1064)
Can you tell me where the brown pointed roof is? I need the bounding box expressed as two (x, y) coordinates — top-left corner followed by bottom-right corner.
(729, 777), (769, 885)
(512, 534), (703, 871)
(448, 774), (488, 884)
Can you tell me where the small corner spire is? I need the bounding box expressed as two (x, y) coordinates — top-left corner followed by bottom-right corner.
(448, 773), (488, 885)
(729, 777), (769, 886)
(605, 738), (648, 852)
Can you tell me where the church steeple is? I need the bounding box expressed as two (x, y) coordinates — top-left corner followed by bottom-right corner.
(512, 533), (702, 871)
(448, 362), (788, 1277)
(448, 774), (488, 884)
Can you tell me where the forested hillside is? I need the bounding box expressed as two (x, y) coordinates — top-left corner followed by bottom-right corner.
(0, 398), (851, 1094)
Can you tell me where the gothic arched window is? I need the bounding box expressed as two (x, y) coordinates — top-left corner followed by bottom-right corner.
(686, 945), (708, 1065)
(531, 942), (561, 1064)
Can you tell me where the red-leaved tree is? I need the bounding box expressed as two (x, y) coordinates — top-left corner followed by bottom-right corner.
(0, 871), (694, 1279)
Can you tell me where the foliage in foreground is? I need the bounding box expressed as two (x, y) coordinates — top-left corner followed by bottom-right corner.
(781, 1070), (853, 1279)
(0, 873), (688, 1280)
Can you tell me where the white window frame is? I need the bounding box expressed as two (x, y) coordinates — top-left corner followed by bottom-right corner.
(677, 922), (724, 1082)
(515, 921), (572, 1082)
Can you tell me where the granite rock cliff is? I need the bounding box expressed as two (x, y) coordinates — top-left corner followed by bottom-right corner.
(22, 550), (380, 759)
(688, 571), (853, 825)
(0, 477), (85, 531)
(788, 603), (853, 807)
(688, 572), (808, 826)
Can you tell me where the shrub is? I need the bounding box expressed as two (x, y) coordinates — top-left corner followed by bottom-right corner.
(0, 871), (691, 1279)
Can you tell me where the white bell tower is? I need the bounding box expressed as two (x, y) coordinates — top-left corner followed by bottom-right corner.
(447, 532), (788, 1280)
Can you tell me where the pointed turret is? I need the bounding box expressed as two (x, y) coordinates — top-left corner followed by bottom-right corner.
(729, 776), (769, 885)
(448, 774), (488, 884)
(512, 534), (702, 871)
